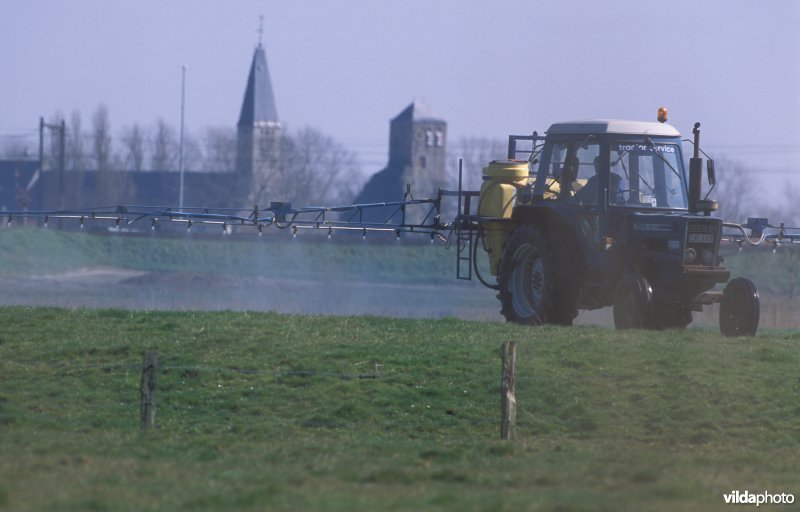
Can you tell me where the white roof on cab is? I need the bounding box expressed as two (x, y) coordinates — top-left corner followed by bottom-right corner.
(546, 120), (681, 137)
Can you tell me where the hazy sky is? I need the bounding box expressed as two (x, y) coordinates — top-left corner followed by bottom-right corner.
(1, 0), (798, 174)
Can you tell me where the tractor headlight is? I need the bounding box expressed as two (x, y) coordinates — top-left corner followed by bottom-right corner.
(684, 248), (697, 263)
(702, 248), (714, 265)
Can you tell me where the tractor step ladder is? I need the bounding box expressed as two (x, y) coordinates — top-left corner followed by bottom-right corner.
(456, 222), (473, 281)
(455, 189), (479, 281)
(453, 160), (479, 282)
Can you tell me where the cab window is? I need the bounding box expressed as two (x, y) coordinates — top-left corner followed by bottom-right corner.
(534, 141), (568, 200)
(610, 142), (688, 209)
(568, 142), (600, 206)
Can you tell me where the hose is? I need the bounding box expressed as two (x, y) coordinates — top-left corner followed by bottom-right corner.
(722, 222), (767, 246)
(473, 225), (499, 290)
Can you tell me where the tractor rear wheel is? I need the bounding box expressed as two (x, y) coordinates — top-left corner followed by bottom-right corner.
(497, 224), (561, 325)
(719, 277), (760, 337)
(613, 274), (653, 329)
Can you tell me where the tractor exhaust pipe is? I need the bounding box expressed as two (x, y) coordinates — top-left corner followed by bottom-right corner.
(688, 122), (702, 214)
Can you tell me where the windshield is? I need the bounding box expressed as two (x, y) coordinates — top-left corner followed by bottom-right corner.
(610, 142), (688, 209)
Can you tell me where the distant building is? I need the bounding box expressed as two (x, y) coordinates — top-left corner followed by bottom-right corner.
(0, 40), (281, 212)
(235, 41), (282, 200)
(353, 101), (447, 221)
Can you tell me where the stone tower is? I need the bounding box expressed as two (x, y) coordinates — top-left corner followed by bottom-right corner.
(354, 101), (447, 212)
(388, 101), (447, 194)
(236, 41), (281, 201)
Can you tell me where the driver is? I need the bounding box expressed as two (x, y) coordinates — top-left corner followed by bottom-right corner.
(573, 157), (624, 205)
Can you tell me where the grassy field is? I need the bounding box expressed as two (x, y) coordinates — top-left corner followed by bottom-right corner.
(1, 307), (799, 511)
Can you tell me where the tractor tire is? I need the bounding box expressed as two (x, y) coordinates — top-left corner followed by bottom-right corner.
(613, 273), (654, 330)
(719, 277), (760, 337)
(497, 224), (564, 325)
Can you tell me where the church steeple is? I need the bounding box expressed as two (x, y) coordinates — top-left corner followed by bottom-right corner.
(236, 19), (282, 202)
(237, 43), (279, 126)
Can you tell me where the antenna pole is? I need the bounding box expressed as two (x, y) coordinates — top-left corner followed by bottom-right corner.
(178, 65), (186, 211)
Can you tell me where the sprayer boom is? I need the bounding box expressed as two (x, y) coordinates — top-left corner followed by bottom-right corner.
(2, 184), (495, 241)
(722, 218), (800, 248)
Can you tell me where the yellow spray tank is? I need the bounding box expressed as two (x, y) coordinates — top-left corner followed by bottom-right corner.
(477, 160), (529, 275)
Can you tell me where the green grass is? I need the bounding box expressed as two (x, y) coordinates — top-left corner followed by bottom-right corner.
(1, 307), (799, 511)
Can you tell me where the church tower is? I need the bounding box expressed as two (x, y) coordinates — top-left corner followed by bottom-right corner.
(388, 101), (447, 193)
(236, 32), (281, 200)
(352, 101), (447, 222)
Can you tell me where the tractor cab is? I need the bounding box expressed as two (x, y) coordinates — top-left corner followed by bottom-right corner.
(529, 120), (688, 211)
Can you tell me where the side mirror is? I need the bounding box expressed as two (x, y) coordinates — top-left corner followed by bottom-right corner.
(707, 159), (716, 186)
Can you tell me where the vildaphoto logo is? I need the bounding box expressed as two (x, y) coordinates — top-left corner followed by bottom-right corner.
(723, 490), (795, 506)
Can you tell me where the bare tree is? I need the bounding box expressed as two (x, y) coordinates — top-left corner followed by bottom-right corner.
(710, 157), (760, 223)
(777, 180), (800, 226)
(92, 105), (112, 172)
(253, 127), (362, 207)
(202, 126), (237, 173)
(92, 105), (115, 204)
(92, 105), (135, 204)
(183, 133), (203, 173)
(120, 123), (145, 172)
(64, 111), (87, 207)
(447, 136), (507, 190)
(150, 119), (178, 171)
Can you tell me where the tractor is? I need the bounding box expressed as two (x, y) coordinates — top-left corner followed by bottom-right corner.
(471, 115), (760, 336)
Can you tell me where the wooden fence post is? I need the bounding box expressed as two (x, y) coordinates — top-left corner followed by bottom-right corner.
(140, 351), (158, 431)
(500, 341), (517, 440)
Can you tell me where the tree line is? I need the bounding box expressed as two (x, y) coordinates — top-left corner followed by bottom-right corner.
(27, 104), (364, 208)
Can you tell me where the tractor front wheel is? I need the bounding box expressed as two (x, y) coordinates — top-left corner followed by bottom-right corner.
(613, 274), (653, 329)
(719, 277), (760, 337)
